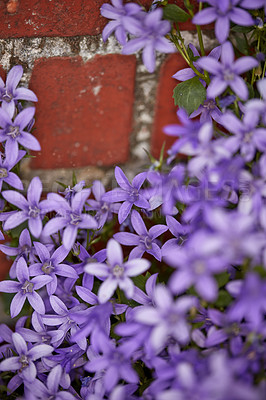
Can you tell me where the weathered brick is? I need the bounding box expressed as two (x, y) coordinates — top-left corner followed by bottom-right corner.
(0, 251), (11, 281)
(0, 0), (214, 38)
(151, 53), (187, 159)
(0, 0), (107, 38)
(29, 55), (136, 169)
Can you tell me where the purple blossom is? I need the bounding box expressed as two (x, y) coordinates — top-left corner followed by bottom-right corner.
(42, 189), (98, 250)
(2, 176), (53, 238)
(220, 110), (266, 162)
(0, 228), (38, 279)
(86, 180), (120, 229)
(84, 238), (150, 303)
(192, 0), (254, 43)
(114, 210), (168, 261)
(60, 180), (86, 202)
(165, 230), (226, 302)
(135, 285), (196, 352)
(122, 8), (175, 72)
(85, 335), (139, 392)
(101, 0), (142, 45)
(0, 65), (38, 115)
(0, 257), (52, 317)
(0, 106), (40, 161)
(29, 242), (78, 295)
(41, 295), (88, 351)
(196, 41), (258, 100)
(0, 332), (53, 383)
(172, 44), (221, 85)
(245, 78), (266, 125)
(25, 365), (76, 399)
(0, 147), (25, 192)
(102, 166), (149, 224)
(189, 98), (223, 123)
(226, 273), (266, 331)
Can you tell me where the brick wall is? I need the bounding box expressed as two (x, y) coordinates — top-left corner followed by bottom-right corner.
(0, 0), (216, 278)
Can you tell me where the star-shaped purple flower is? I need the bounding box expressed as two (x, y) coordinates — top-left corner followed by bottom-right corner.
(0, 65), (38, 116)
(2, 176), (53, 238)
(0, 106), (40, 161)
(0, 332), (53, 383)
(196, 41), (258, 100)
(0, 147), (25, 192)
(42, 189), (98, 250)
(0, 257), (52, 317)
(102, 166), (149, 224)
(101, 0), (142, 45)
(192, 0), (254, 43)
(114, 210), (168, 261)
(84, 238), (150, 303)
(29, 242), (78, 295)
(122, 7), (175, 72)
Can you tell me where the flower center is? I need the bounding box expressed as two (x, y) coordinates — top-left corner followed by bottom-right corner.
(69, 212), (82, 225)
(223, 69), (235, 82)
(140, 235), (153, 250)
(21, 280), (34, 294)
(2, 90), (13, 103)
(19, 354), (29, 370)
(112, 264), (124, 278)
(203, 99), (215, 110)
(101, 202), (109, 213)
(129, 188), (139, 202)
(0, 168), (8, 178)
(28, 205), (40, 219)
(41, 261), (54, 274)
(243, 131), (253, 143)
(6, 125), (20, 139)
(194, 260), (206, 275)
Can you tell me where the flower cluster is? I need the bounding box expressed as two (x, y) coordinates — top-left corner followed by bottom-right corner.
(0, 1), (265, 399)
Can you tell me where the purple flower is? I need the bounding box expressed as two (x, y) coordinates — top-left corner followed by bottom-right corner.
(102, 166), (149, 224)
(84, 238), (150, 303)
(86, 180), (120, 229)
(25, 364), (76, 399)
(0, 257), (52, 317)
(196, 41), (258, 100)
(122, 8), (175, 72)
(0, 332), (53, 383)
(101, 0), (142, 45)
(86, 336), (139, 393)
(2, 176), (53, 238)
(0, 147), (25, 192)
(172, 44), (221, 85)
(42, 295), (88, 351)
(189, 98), (222, 123)
(220, 110), (266, 161)
(29, 242), (78, 295)
(226, 273), (266, 331)
(0, 106), (40, 161)
(60, 180), (85, 202)
(0, 65), (38, 115)
(0, 228), (38, 279)
(165, 230), (226, 302)
(245, 78), (266, 125)
(192, 0), (254, 43)
(114, 210), (168, 261)
(241, 0), (266, 13)
(42, 189), (97, 250)
(135, 285), (196, 351)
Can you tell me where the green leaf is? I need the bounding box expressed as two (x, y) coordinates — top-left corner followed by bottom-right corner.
(231, 25), (254, 33)
(214, 290), (232, 308)
(173, 76), (206, 115)
(163, 4), (190, 23)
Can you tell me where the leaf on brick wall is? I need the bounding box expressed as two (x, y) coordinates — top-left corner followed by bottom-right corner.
(173, 76), (206, 115)
(163, 4), (190, 22)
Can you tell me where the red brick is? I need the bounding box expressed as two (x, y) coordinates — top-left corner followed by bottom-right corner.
(29, 55), (136, 169)
(0, 0), (107, 38)
(0, 66), (6, 82)
(0, 251), (12, 281)
(151, 53), (187, 159)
